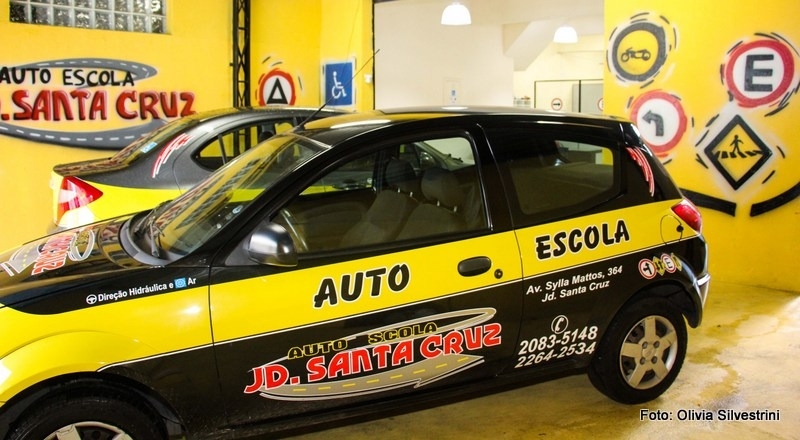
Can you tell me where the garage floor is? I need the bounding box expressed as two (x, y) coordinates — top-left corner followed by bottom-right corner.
(287, 281), (799, 440)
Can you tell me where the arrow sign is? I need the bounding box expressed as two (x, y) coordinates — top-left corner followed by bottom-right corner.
(642, 110), (665, 136)
(629, 90), (688, 157)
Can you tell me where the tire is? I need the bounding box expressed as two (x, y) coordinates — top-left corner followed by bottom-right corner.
(588, 297), (687, 404)
(8, 392), (165, 440)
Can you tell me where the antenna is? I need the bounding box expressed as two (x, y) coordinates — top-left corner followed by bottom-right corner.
(297, 48), (380, 129)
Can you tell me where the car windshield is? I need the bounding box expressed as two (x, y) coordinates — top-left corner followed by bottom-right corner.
(130, 133), (327, 259)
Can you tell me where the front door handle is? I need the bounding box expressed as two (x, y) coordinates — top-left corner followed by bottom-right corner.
(458, 256), (492, 277)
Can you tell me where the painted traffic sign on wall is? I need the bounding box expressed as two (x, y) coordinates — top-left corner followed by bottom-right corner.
(723, 39), (795, 110)
(629, 90), (688, 157)
(604, 0), (800, 291)
(258, 69), (296, 105)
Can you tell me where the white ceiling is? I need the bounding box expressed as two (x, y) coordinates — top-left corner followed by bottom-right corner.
(386, 0), (605, 70)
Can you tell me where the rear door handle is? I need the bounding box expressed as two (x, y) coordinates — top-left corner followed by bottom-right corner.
(458, 256), (492, 277)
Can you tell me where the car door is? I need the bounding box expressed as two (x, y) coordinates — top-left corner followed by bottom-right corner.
(485, 122), (637, 373)
(208, 129), (524, 429)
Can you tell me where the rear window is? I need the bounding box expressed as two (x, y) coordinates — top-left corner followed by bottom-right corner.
(194, 119), (299, 170)
(109, 117), (200, 164)
(488, 124), (621, 227)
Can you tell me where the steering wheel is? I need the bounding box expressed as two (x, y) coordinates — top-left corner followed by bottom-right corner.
(278, 208), (308, 253)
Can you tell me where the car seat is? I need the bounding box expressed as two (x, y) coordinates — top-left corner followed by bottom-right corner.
(339, 159), (420, 247)
(396, 167), (466, 240)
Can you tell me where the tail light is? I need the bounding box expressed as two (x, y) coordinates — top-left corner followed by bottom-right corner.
(57, 176), (103, 222)
(672, 198), (702, 233)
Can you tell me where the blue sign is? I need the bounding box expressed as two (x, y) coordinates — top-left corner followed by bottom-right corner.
(324, 61), (354, 106)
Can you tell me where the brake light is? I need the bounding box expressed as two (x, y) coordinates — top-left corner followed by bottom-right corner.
(57, 176), (103, 222)
(672, 198), (702, 233)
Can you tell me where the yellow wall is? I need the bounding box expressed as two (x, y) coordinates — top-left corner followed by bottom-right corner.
(252, 0), (323, 108)
(251, 0), (374, 111)
(0, 0), (373, 252)
(0, 0), (232, 249)
(604, 0), (800, 291)
(321, 0), (374, 111)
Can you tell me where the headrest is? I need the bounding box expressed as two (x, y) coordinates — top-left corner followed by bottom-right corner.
(421, 168), (464, 208)
(385, 159), (420, 195)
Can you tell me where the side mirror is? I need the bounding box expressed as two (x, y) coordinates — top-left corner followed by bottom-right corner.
(246, 222), (298, 267)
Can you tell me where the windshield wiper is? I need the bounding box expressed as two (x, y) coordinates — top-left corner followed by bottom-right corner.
(135, 200), (170, 259)
(148, 213), (164, 258)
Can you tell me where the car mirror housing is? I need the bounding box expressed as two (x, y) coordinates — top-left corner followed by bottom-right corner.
(246, 222), (298, 267)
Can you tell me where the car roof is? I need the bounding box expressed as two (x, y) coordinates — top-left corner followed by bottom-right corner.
(178, 105), (348, 123)
(294, 106), (631, 145)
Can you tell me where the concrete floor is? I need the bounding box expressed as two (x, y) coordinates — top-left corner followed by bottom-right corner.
(288, 281), (799, 440)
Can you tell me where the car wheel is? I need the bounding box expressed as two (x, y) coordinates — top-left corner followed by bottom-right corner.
(588, 296), (687, 404)
(8, 393), (164, 440)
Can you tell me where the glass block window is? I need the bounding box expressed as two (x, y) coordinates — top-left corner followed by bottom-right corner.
(10, 0), (166, 34)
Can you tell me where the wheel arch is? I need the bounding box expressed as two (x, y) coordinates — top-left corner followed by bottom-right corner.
(586, 292), (690, 404)
(619, 278), (703, 328)
(0, 373), (186, 440)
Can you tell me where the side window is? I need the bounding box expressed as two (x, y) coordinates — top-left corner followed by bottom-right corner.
(397, 139), (473, 174)
(275, 136), (488, 254)
(194, 120), (294, 170)
(302, 153), (377, 196)
(490, 127), (619, 226)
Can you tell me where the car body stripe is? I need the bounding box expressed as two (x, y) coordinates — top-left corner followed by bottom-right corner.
(209, 232), (523, 344)
(515, 200), (698, 279)
(209, 279), (519, 347)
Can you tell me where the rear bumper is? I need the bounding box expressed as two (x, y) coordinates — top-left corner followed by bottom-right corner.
(685, 272), (711, 327)
(696, 273), (711, 308)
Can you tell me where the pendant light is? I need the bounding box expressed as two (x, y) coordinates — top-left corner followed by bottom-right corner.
(553, 25), (578, 43)
(441, 1), (471, 26)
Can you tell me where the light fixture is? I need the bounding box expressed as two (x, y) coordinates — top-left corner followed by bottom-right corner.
(441, 1), (471, 26)
(553, 25), (578, 43)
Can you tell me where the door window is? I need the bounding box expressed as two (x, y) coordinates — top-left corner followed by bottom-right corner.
(488, 126), (621, 227)
(274, 135), (488, 254)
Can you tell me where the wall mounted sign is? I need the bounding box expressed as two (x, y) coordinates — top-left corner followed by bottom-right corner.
(0, 58), (196, 149)
(322, 60), (356, 107)
(607, 6), (800, 218)
(323, 60), (355, 107)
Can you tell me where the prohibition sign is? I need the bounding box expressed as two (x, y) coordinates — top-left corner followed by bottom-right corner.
(258, 69), (296, 105)
(609, 21), (668, 83)
(661, 253), (677, 273)
(551, 97), (563, 111)
(638, 259), (657, 280)
(629, 90), (687, 156)
(724, 39), (795, 108)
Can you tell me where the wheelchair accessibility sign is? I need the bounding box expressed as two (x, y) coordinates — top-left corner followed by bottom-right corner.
(324, 60), (355, 106)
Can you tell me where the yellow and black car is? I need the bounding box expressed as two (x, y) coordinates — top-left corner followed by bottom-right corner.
(1, 107), (709, 440)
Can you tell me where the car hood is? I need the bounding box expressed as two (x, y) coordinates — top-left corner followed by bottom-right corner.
(0, 216), (143, 308)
